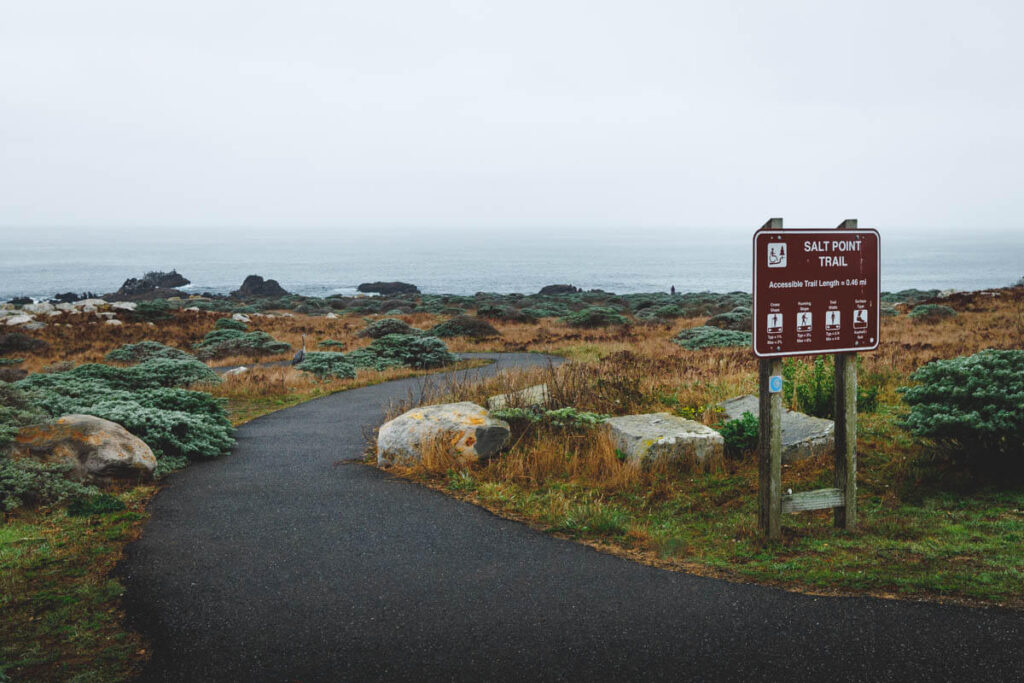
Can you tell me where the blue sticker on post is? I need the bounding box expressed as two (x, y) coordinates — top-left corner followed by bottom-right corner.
(768, 375), (783, 393)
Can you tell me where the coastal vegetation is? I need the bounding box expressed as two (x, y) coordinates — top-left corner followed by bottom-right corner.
(1, 280), (1022, 679)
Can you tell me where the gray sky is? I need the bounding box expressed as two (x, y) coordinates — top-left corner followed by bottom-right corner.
(1, 1), (1022, 234)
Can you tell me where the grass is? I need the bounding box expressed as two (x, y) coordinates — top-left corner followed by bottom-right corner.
(0, 487), (153, 682)
(372, 287), (1024, 607)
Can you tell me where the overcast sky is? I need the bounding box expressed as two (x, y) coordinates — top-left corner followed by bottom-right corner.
(1, 1), (1022, 235)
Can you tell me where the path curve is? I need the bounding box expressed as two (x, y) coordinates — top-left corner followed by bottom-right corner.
(120, 353), (1023, 682)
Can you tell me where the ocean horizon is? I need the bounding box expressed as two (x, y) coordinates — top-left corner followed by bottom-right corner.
(1, 227), (1020, 300)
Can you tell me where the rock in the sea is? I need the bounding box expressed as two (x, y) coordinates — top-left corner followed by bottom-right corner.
(109, 271), (189, 301)
(356, 281), (420, 295)
(538, 284), (581, 295)
(11, 415), (157, 485)
(487, 384), (550, 411)
(607, 413), (724, 466)
(231, 275), (289, 298)
(717, 395), (834, 463)
(377, 402), (510, 467)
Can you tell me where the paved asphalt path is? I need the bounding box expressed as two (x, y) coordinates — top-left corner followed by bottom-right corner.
(120, 353), (1024, 682)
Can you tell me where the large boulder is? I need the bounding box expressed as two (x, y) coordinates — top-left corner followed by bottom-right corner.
(607, 413), (724, 467)
(487, 384), (550, 411)
(377, 402), (510, 467)
(11, 415), (157, 485)
(232, 274), (289, 298)
(108, 270), (190, 301)
(718, 395), (834, 463)
(5, 315), (35, 327)
(357, 281), (420, 295)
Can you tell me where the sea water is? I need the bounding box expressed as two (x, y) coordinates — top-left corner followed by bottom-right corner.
(0, 227), (1019, 299)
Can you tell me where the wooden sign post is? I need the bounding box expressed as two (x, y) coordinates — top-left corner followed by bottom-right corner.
(752, 218), (879, 540)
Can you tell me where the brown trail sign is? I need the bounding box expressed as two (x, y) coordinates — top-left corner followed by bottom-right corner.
(754, 218), (879, 540)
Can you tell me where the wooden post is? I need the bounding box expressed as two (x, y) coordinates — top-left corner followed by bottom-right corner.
(834, 219), (858, 530)
(758, 217), (783, 540)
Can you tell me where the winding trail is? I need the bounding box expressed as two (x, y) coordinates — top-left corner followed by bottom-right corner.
(121, 353), (1023, 682)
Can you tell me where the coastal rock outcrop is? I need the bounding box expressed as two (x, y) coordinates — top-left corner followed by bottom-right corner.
(607, 413), (724, 467)
(232, 275), (289, 298)
(11, 415), (157, 485)
(377, 402), (510, 467)
(108, 270), (190, 301)
(538, 284), (581, 295)
(718, 395), (834, 463)
(357, 281), (420, 295)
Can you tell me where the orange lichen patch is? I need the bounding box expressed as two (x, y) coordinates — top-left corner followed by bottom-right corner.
(464, 436), (477, 447)
(467, 416), (485, 425)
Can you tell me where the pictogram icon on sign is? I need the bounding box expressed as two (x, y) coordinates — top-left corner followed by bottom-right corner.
(766, 313), (782, 333)
(853, 309), (868, 329)
(767, 243), (787, 268)
(796, 312), (813, 332)
(825, 310), (840, 330)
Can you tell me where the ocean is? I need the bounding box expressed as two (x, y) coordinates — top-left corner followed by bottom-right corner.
(0, 227), (1020, 300)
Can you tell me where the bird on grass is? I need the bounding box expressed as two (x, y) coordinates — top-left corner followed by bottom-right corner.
(291, 333), (307, 366)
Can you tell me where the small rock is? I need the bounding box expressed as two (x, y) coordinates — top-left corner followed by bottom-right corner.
(111, 301), (138, 311)
(23, 302), (55, 314)
(325, 312), (338, 319)
(81, 305), (97, 313)
(75, 298), (107, 307)
(98, 312), (117, 319)
(607, 413), (724, 467)
(231, 313), (251, 323)
(105, 319), (123, 326)
(487, 384), (550, 411)
(5, 315), (35, 327)
(717, 395), (834, 463)
(224, 366), (248, 376)
(183, 306), (201, 312)
(377, 402), (510, 467)
(22, 322), (47, 330)
(11, 415), (157, 485)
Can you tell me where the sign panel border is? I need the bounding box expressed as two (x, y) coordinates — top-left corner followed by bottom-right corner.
(752, 228), (880, 358)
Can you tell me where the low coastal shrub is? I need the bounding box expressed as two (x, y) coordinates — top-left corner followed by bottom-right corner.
(881, 289), (940, 304)
(431, 316), (500, 339)
(563, 307), (630, 328)
(214, 317), (248, 331)
(66, 492), (126, 517)
(106, 340), (195, 363)
(900, 349), (1024, 470)
(705, 307), (752, 331)
(318, 339), (346, 348)
(491, 407), (609, 431)
(781, 356), (879, 419)
(296, 352), (357, 379)
(0, 333), (49, 355)
(909, 304), (957, 322)
(194, 328), (290, 360)
(718, 411), (759, 456)
(0, 459), (97, 512)
(358, 318), (418, 339)
(14, 360), (234, 477)
(672, 326), (751, 350)
(635, 304), (686, 322)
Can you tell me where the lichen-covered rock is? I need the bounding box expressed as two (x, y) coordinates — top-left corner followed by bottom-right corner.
(487, 384), (550, 411)
(718, 395), (834, 463)
(11, 414), (157, 485)
(377, 402), (510, 467)
(607, 413), (724, 466)
(5, 314), (35, 327)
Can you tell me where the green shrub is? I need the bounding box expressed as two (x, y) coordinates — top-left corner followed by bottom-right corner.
(563, 307), (630, 328)
(214, 317), (248, 331)
(718, 411), (759, 456)
(881, 289), (940, 304)
(296, 352), (357, 379)
(358, 318), (418, 339)
(0, 459), (97, 512)
(900, 349), (1024, 469)
(14, 362), (234, 472)
(0, 383), (45, 452)
(106, 341), (195, 364)
(557, 501), (629, 536)
(880, 304), (899, 317)
(0, 333), (48, 354)
(318, 339), (346, 348)
(0, 358), (24, 366)
(705, 307), (752, 331)
(431, 316), (500, 339)
(636, 305), (686, 322)
(125, 299), (174, 322)
(672, 326), (751, 350)
(782, 356), (879, 419)
(909, 304), (957, 322)
(368, 334), (456, 369)
(67, 492), (126, 517)
(194, 329), (290, 360)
